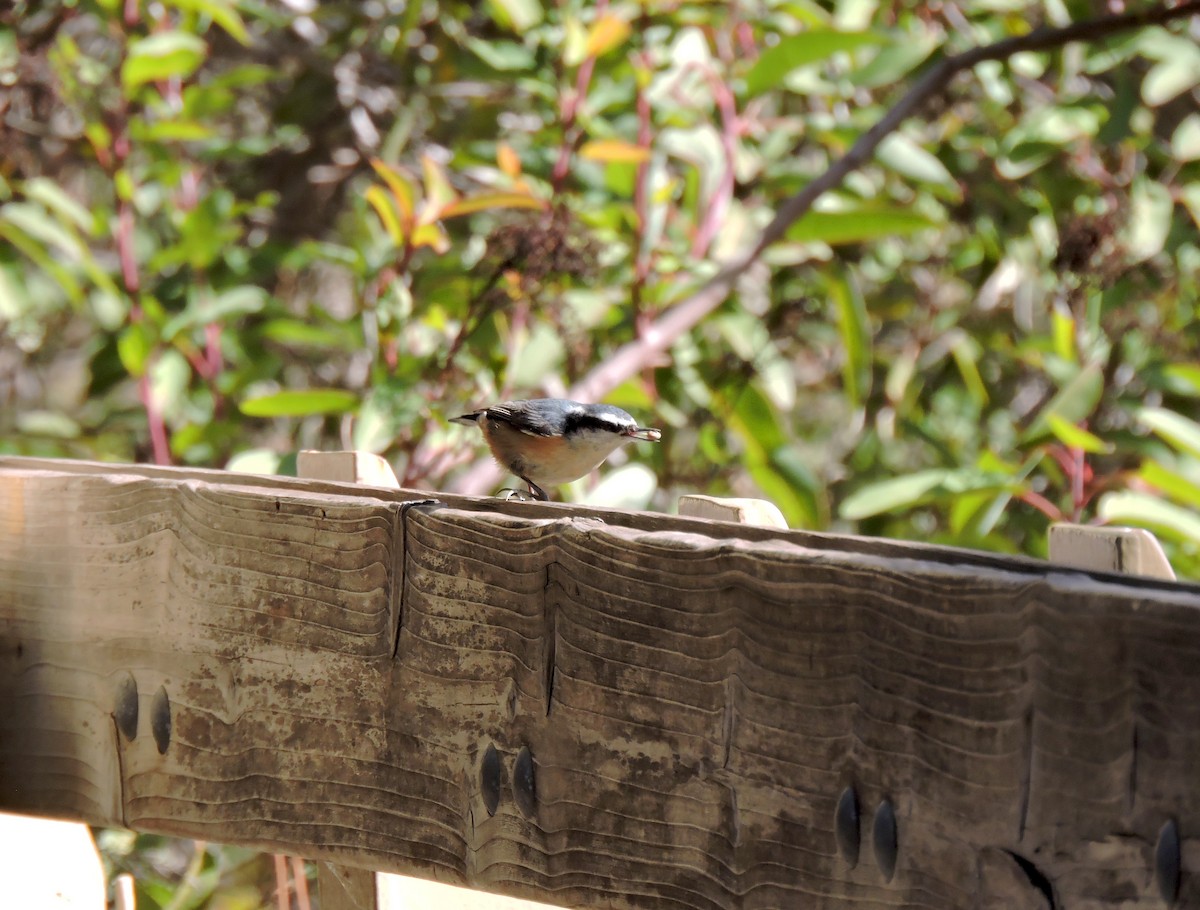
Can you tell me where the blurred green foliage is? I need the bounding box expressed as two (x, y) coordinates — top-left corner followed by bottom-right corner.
(4, 0), (1200, 905)
(3, 1), (1200, 565)
(2, 1), (1200, 557)
(2, 0), (1200, 537)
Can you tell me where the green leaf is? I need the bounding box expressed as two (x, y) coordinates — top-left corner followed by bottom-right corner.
(1138, 461), (1200, 511)
(121, 31), (207, 96)
(840, 468), (1014, 520)
(786, 207), (937, 245)
(1181, 182), (1200, 230)
(745, 30), (886, 97)
(1121, 178), (1173, 262)
(840, 469), (950, 520)
(1045, 414), (1114, 454)
(162, 286), (267, 340)
(1171, 114), (1200, 161)
(463, 37), (535, 71)
(486, 0), (543, 33)
(950, 333), (987, 408)
(1021, 363), (1104, 443)
(1098, 491), (1200, 545)
(769, 447), (823, 528)
(226, 448), (283, 475)
(16, 410), (81, 439)
(1137, 406), (1200, 458)
(1051, 304), (1075, 363)
(118, 322), (156, 378)
(21, 178), (95, 234)
(353, 383), (420, 454)
(507, 323), (566, 389)
(1, 201), (85, 259)
(727, 384), (786, 453)
(1160, 363), (1200, 396)
(130, 118), (217, 142)
(1141, 38), (1200, 106)
(259, 319), (359, 351)
(848, 36), (935, 87)
(441, 192), (546, 217)
(148, 348), (191, 419)
(877, 134), (958, 193)
(365, 185), (404, 244)
(163, 0), (251, 45)
(0, 221), (83, 303)
(240, 389), (359, 418)
(827, 270), (870, 407)
(747, 459), (815, 529)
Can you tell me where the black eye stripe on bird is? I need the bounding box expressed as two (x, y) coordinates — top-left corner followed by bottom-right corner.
(451, 398), (661, 501)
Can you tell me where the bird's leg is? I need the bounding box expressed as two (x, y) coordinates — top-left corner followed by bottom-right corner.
(526, 480), (549, 501)
(497, 488), (533, 501)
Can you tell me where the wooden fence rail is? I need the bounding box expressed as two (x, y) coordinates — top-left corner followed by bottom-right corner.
(0, 456), (1197, 909)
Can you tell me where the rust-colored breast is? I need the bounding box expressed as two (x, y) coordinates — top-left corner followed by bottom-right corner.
(480, 418), (566, 482)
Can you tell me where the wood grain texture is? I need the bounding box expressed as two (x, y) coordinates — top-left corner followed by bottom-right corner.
(1, 458), (1199, 909)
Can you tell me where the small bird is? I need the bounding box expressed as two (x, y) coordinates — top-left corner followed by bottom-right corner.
(451, 398), (662, 501)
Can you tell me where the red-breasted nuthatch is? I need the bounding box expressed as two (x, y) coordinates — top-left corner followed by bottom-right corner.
(451, 398), (662, 501)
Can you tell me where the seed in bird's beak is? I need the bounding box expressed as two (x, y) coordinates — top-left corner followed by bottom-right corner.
(627, 426), (661, 441)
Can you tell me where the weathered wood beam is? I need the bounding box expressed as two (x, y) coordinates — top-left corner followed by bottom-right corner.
(0, 457), (1197, 908)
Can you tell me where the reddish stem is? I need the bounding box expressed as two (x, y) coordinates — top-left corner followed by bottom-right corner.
(204, 321), (223, 378)
(1018, 489), (1063, 522)
(138, 374), (171, 464)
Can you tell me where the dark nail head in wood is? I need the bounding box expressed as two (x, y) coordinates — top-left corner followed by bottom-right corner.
(835, 786), (860, 867)
(1155, 818), (1180, 905)
(114, 672), (139, 741)
(150, 685), (171, 755)
(873, 798), (898, 882)
(513, 745), (536, 818)
(481, 743), (502, 817)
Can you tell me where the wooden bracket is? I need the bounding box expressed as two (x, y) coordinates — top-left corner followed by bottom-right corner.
(1048, 524), (1176, 580)
(296, 450), (401, 489)
(678, 494), (788, 528)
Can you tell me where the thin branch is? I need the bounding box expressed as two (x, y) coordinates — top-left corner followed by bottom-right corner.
(569, 0), (1200, 404)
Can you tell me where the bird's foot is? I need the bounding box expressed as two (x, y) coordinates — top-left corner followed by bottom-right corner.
(497, 488), (536, 502)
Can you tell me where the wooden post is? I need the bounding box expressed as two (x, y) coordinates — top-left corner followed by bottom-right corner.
(296, 452), (561, 910)
(297, 454), (394, 910)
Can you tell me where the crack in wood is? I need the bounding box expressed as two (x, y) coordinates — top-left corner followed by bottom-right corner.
(1003, 850), (1056, 909)
(543, 564), (557, 718)
(1018, 706), (1033, 841)
(722, 674), (737, 771)
(393, 499), (443, 660)
(1127, 721), (1138, 814)
(109, 712), (128, 828)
